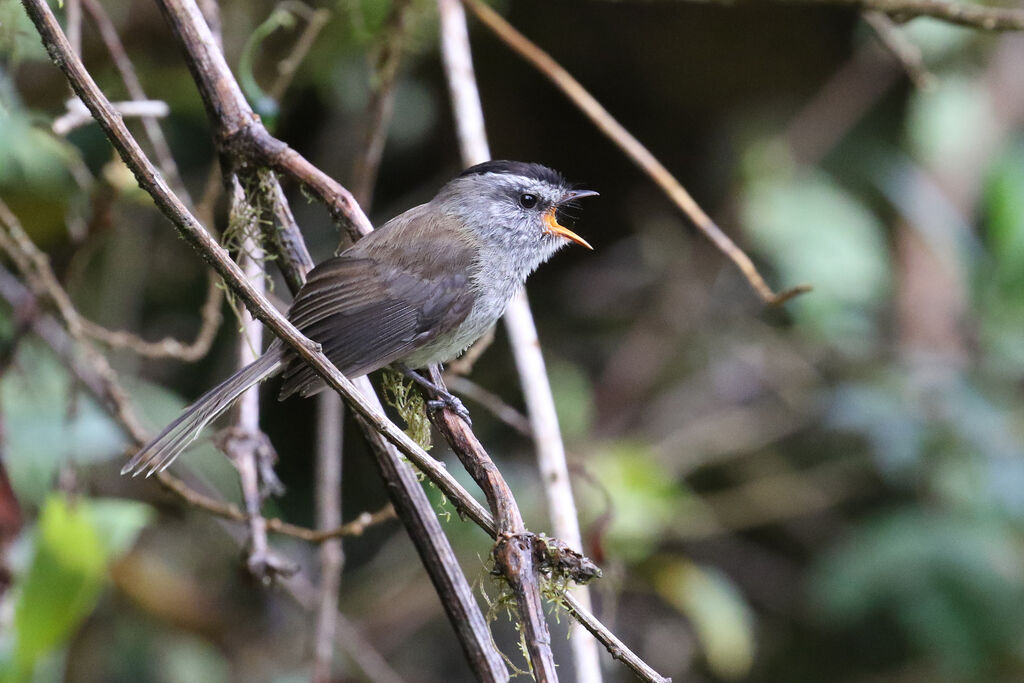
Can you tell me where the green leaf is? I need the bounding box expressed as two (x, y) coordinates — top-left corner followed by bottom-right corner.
(12, 496), (107, 678)
(653, 557), (756, 680)
(740, 158), (890, 348)
(907, 76), (996, 169)
(812, 509), (1024, 677)
(548, 360), (594, 441)
(2, 343), (125, 506)
(8, 495), (153, 680)
(585, 443), (684, 561)
(983, 145), (1024, 288)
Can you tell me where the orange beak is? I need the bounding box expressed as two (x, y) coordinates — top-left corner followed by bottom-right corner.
(544, 188), (598, 249)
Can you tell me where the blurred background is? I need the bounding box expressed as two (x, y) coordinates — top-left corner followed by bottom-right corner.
(2, 0), (1024, 681)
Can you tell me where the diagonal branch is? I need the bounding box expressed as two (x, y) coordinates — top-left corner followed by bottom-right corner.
(146, 1), (505, 676)
(462, 0), (809, 306)
(438, 2), (605, 680)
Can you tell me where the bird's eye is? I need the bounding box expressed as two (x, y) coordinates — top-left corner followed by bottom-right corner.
(519, 193), (538, 209)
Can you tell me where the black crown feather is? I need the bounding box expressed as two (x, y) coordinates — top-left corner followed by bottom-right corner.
(459, 160), (566, 188)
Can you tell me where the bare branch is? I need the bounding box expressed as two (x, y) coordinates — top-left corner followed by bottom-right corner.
(862, 10), (936, 90)
(81, 0), (192, 203)
(443, 375), (532, 436)
(268, 3), (331, 102)
(350, 0), (413, 211)
(438, 2), (605, 680)
(767, 0), (1024, 32)
(312, 392), (344, 683)
(52, 98), (170, 135)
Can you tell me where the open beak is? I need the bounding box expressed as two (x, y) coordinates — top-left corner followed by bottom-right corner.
(545, 189), (599, 249)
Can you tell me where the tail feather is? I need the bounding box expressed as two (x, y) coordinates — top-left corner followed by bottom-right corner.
(122, 344), (285, 477)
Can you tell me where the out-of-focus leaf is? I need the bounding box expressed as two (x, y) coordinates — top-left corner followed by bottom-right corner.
(0, 0), (48, 62)
(741, 151), (890, 348)
(5, 495), (152, 681)
(388, 78), (439, 149)
(0, 91), (74, 190)
(11, 496), (106, 679)
(828, 380), (925, 480)
(907, 76), (995, 170)
(982, 145), (1024, 290)
(87, 499), (155, 558)
(812, 509), (1024, 678)
(548, 359), (594, 441)
(2, 344), (125, 506)
(586, 443), (685, 561)
(901, 19), (973, 62)
(654, 557), (756, 680)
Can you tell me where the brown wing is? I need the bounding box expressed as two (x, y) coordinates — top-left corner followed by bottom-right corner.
(278, 224), (475, 399)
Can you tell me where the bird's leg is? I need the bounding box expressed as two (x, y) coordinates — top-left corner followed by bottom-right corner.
(398, 365), (472, 425)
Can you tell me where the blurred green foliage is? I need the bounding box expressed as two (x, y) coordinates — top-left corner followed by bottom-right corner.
(2, 495), (151, 681)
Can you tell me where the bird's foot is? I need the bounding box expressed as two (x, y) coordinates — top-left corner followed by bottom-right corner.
(427, 392), (472, 425)
(399, 365), (472, 425)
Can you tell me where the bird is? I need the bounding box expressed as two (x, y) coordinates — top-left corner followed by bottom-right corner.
(122, 160), (597, 477)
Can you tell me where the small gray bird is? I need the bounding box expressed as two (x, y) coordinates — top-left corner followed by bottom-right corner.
(122, 161), (597, 477)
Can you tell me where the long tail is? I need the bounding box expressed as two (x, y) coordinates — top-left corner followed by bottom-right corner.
(121, 342), (286, 478)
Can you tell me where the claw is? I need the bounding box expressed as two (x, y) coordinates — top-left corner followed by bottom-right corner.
(427, 392), (472, 425)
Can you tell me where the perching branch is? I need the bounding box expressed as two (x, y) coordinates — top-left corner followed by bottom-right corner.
(438, 2), (606, 681)
(426, 368), (557, 682)
(145, 1), (506, 677)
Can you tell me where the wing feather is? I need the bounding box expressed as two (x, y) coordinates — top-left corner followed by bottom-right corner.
(278, 213), (476, 399)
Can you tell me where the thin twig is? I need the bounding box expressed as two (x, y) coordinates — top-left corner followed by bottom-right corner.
(443, 375), (532, 436)
(313, 391), (343, 683)
(596, 0), (1024, 31)
(0, 193), (222, 361)
(81, 0), (192, 204)
(438, 2), (605, 681)
(862, 10), (936, 89)
(463, 0), (809, 306)
(350, 0), (412, 210)
(66, 0), (82, 57)
(268, 3), (331, 102)
(52, 98), (170, 135)
(760, 0), (1024, 32)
